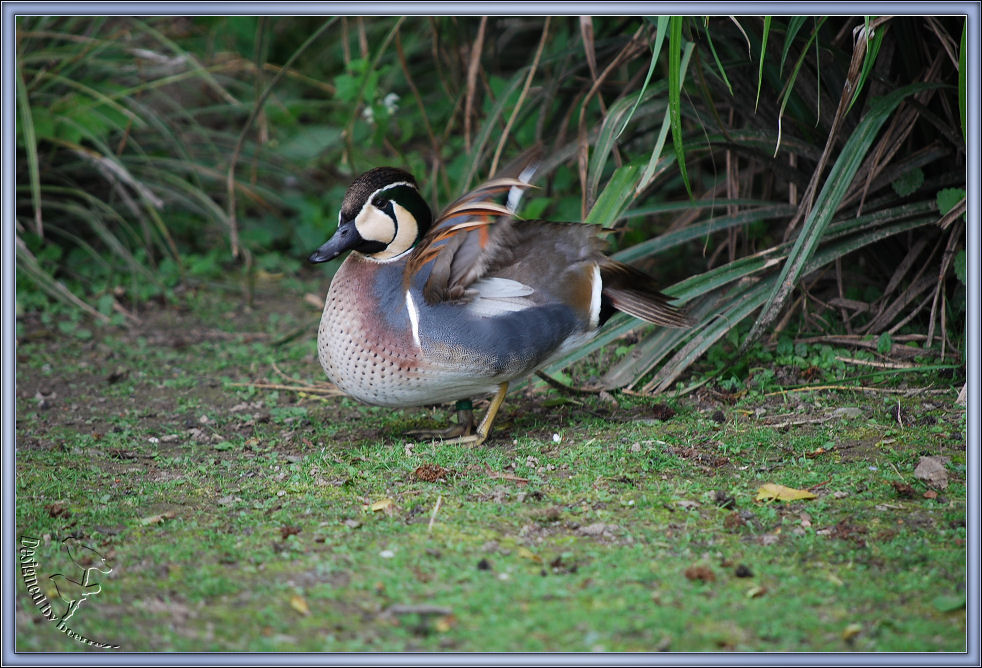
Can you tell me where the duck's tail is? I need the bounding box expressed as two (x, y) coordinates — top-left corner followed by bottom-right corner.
(599, 259), (692, 328)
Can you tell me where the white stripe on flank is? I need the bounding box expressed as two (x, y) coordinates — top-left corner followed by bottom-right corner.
(405, 290), (421, 348)
(590, 264), (602, 329)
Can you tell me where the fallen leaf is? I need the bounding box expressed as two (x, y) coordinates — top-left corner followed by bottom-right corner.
(434, 614), (457, 632)
(923, 490), (938, 499)
(745, 585), (767, 598)
(45, 502), (70, 518)
(280, 525), (301, 540)
(842, 623), (862, 642)
(755, 483), (817, 502)
(290, 594), (310, 616)
(368, 498), (394, 512)
(914, 456), (949, 489)
(890, 481), (915, 497)
(517, 547), (542, 563)
(684, 565), (716, 583)
(139, 510), (177, 525)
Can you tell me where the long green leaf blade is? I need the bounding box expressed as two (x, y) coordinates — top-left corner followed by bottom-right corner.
(668, 16), (692, 198)
(744, 82), (934, 346)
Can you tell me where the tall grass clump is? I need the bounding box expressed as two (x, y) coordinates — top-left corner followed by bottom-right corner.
(16, 16), (966, 391)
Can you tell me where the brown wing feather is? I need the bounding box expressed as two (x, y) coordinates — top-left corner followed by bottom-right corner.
(405, 178), (535, 303)
(599, 260), (691, 327)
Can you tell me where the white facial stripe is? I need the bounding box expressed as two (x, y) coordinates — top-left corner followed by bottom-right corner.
(354, 204), (396, 245)
(405, 290), (421, 348)
(367, 201), (420, 262)
(339, 179), (415, 238)
(349, 180), (422, 262)
(369, 181), (414, 200)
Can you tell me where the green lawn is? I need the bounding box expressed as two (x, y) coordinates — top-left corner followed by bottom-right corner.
(15, 282), (967, 652)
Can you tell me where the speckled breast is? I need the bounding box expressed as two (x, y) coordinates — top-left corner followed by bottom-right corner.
(317, 255), (432, 406)
(318, 253), (583, 408)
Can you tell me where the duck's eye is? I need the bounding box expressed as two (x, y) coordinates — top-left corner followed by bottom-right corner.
(373, 198), (389, 209)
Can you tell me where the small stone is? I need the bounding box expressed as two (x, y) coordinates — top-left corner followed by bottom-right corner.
(579, 522), (616, 536)
(914, 456), (949, 489)
(833, 407), (864, 419)
(379, 549), (395, 559)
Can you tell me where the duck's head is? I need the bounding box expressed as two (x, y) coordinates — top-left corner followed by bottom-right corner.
(308, 167), (433, 264)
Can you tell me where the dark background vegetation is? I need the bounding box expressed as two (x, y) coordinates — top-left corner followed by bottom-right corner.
(15, 15), (967, 391)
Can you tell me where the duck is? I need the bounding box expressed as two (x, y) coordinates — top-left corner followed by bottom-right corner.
(308, 163), (690, 444)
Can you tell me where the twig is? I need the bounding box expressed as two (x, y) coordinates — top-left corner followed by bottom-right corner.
(228, 381), (343, 396)
(489, 18), (550, 176)
(383, 604), (452, 618)
(226, 19), (335, 257)
(791, 334), (937, 360)
(834, 356), (917, 370)
(271, 360), (309, 386)
(761, 416), (831, 429)
(463, 17), (488, 153)
(534, 371), (599, 395)
(396, 29), (441, 167)
(427, 495), (442, 533)
(483, 464), (528, 484)
(763, 384), (953, 397)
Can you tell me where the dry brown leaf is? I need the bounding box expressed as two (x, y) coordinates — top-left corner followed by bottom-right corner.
(842, 622), (862, 641)
(434, 614), (457, 633)
(140, 510), (178, 525)
(290, 594), (310, 616)
(746, 585), (767, 598)
(684, 565), (716, 583)
(368, 498), (394, 512)
(756, 483), (817, 502)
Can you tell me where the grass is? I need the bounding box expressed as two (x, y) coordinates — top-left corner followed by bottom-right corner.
(14, 279), (966, 652)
